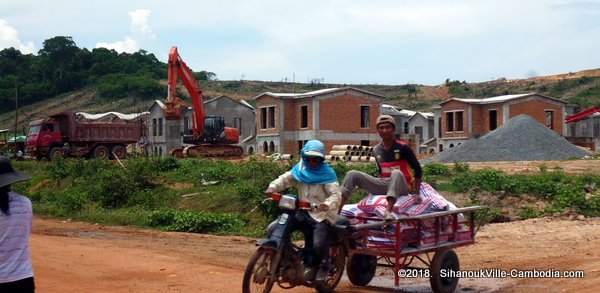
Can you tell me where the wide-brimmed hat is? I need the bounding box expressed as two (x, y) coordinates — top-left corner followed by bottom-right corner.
(0, 157), (31, 188)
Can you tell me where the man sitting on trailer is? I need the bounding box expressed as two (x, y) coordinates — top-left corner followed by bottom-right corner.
(340, 115), (423, 221)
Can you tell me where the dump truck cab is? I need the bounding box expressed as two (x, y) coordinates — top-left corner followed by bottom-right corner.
(25, 118), (62, 159)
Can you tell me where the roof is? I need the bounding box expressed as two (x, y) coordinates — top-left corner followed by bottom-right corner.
(77, 111), (149, 121)
(420, 137), (436, 147)
(253, 86), (385, 100)
(150, 97), (254, 112)
(399, 109), (417, 117)
(382, 104), (402, 113)
(409, 111), (434, 120)
(382, 104), (419, 117)
(440, 93), (566, 106)
(207, 95), (255, 110)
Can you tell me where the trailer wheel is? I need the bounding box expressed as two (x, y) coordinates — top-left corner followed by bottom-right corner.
(429, 248), (460, 293)
(48, 147), (64, 160)
(93, 145), (110, 159)
(111, 145), (127, 159)
(346, 254), (377, 286)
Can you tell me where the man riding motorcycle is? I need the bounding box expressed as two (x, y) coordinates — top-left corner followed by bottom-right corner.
(264, 140), (342, 283)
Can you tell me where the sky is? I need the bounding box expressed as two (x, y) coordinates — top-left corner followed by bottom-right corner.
(1, 0), (599, 86)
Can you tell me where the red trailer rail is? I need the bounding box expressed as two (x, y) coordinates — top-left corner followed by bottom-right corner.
(346, 206), (486, 292)
(565, 106), (600, 124)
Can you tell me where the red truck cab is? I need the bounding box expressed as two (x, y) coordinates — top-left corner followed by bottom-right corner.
(25, 119), (62, 159)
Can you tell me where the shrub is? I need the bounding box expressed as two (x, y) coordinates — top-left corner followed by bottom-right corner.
(423, 162), (450, 176)
(148, 209), (244, 233)
(452, 162), (470, 173)
(582, 195), (600, 217)
(519, 207), (541, 219)
(451, 169), (507, 192)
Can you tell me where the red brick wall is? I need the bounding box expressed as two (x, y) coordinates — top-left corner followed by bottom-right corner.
(319, 94), (379, 133)
(440, 100), (468, 138)
(474, 104), (503, 135)
(283, 99), (312, 131)
(256, 90), (384, 154)
(441, 96), (565, 138)
(509, 98), (564, 135)
(255, 95), (280, 135)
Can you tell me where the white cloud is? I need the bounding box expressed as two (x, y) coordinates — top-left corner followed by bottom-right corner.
(129, 9), (155, 39)
(96, 37), (138, 53)
(0, 19), (36, 54)
(95, 9), (154, 53)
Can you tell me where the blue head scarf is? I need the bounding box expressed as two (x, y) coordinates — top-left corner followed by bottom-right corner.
(291, 140), (337, 184)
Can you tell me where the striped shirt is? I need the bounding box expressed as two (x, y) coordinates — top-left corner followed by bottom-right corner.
(0, 191), (34, 283)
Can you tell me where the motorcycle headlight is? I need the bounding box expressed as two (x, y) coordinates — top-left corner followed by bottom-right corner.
(279, 194), (297, 210)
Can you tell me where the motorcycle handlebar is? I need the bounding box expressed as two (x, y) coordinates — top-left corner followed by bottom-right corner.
(268, 192), (318, 211)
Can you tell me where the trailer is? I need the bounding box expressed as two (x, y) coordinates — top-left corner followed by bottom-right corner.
(346, 206), (485, 293)
(25, 112), (143, 160)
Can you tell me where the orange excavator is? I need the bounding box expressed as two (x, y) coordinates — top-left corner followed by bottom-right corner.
(163, 46), (243, 158)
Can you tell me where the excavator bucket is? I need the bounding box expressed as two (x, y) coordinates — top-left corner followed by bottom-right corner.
(163, 101), (182, 120)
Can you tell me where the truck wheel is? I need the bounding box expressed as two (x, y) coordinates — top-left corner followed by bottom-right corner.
(111, 145), (127, 159)
(48, 147), (64, 160)
(93, 145), (110, 159)
(346, 254), (377, 286)
(429, 248), (460, 293)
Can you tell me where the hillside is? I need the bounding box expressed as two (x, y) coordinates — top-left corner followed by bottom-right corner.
(2, 68), (600, 134)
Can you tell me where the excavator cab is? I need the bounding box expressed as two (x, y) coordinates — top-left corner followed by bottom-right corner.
(203, 116), (226, 143)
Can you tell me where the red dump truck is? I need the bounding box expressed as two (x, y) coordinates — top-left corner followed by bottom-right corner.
(25, 112), (143, 160)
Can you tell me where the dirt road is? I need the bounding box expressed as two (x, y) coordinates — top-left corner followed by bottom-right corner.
(31, 215), (599, 293)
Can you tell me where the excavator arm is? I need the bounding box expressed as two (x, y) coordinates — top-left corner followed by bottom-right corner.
(162, 46), (243, 158)
(164, 46), (204, 138)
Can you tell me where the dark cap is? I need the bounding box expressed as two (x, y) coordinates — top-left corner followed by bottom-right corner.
(376, 115), (396, 127)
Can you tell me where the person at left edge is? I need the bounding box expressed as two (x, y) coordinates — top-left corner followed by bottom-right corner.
(0, 157), (35, 293)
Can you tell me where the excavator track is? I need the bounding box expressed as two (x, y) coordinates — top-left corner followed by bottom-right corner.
(169, 144), (243, 158)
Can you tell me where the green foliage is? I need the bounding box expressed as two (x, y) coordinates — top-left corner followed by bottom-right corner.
(582, 195), (600, 217)
(452, 162), (470, 173)
(148, 209), (244, 234)
(195, 71), (216, 81)
(0, 37), (213, 115)
(423, 162), (450, 176)
(451, 169), (507, 192)
(14, 157), (600, 235)
(568, 85), (600, 108)
(519, 206), (542, 219)
(96, 73), (163, 100)
(445, 80), (472, 98)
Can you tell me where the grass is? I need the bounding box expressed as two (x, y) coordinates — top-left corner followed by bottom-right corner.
(9, 158), (600, 236)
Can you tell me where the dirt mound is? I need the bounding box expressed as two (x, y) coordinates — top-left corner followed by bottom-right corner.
(430, 114), (588, 163)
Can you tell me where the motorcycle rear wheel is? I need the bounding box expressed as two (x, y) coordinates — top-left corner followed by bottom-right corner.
(315, 243), (346, 293)
(242, 247), (277, 293)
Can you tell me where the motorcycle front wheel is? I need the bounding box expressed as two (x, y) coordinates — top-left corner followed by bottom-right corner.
(242, 247), (277, 293)
(315, 243), (346, 293)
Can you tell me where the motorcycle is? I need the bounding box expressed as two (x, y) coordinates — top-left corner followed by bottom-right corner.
(242, 193), (351, 293)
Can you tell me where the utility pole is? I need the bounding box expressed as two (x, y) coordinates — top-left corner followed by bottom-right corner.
(13, 77), (19, 156)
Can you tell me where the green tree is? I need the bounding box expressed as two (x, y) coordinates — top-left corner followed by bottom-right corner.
(196, 71), (217, 81)
(38, 36), (79, 82)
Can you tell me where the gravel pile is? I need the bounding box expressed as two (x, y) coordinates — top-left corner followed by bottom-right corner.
(427, 114), (588, 163)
